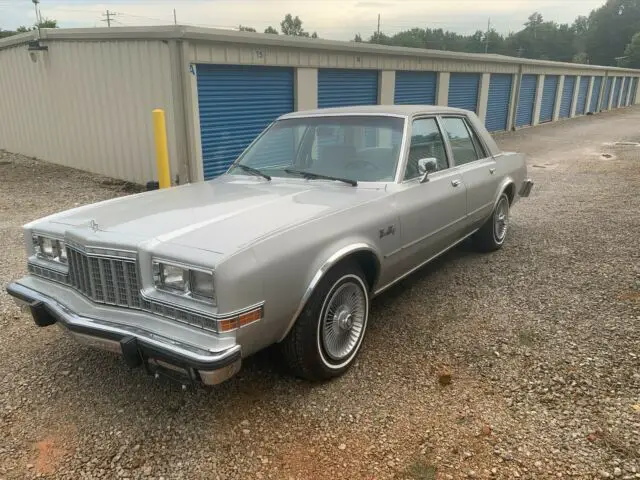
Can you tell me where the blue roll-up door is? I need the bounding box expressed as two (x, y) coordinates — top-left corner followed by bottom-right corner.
(632, 78), (639, 104)
(560, 76), (576, 118)
(589, 77), (603, 113)
(539, 75), (558, 123)
(515, 74), (537, 127)
(621, 77), (631, 106)
(448, 73), (480, 112)
(575, 77), (590, 115)
(485, 74), (512, 132)
(318, 69), (378, 108)
(601, 77), (614, 110)
(613, 77), (623, 108)
(196, 64), (294, 179)
(394, 71), (437, 105)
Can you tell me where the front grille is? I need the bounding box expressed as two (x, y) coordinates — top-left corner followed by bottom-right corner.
(29, 247), (218, 332)
(67, 247), (141, 308)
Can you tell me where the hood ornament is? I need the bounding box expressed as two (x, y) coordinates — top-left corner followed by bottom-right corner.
(88, 220), (99, 232)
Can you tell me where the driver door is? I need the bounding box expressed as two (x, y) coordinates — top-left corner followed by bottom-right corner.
(386, 117), (468, 279)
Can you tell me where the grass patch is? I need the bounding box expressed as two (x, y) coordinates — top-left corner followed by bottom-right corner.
(406, 459), (437, 480)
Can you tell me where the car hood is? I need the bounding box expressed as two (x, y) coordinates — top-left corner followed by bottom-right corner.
(48, 176), (386, 254)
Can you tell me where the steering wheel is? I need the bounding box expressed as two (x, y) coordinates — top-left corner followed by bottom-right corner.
(344, 159), (380, 172)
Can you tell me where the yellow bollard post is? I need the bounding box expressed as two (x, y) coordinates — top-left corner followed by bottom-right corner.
(152, 109), (171, 189)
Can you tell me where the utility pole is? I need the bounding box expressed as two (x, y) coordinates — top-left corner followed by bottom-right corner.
(173, 8), (177, 25)
(485, 17), (491, 53)
(32, 0), (41, 37)
(102, 10), (116, 28)
(377, 14), (380, 42)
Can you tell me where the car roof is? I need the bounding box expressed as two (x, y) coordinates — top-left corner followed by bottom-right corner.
(278, 105), (470, 119)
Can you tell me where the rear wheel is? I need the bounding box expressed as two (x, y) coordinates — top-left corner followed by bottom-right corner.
(280, 261), (369, 381)
(473, 193), (510, 252)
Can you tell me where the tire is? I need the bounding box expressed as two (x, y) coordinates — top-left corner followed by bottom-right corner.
(473, 192), (510, 252)
(280, 261), (369, 381)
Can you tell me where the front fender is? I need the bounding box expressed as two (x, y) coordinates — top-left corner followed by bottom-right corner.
(277, 239), (382, 342)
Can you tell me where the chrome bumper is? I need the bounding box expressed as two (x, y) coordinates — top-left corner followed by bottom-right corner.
(6, 282), (241, 386)
(519, 179), (534, 197)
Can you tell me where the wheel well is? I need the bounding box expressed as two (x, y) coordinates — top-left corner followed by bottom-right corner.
(504, 183), (516, 205)
(346, 250), (380, 292)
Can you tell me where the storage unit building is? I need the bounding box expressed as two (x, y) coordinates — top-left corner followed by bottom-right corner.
(589, 77), (603, 113)
(1, 26), (639, 184)
(539, 75), (559, 123)
(394, 71), (437, 105)
(575, 76), (590, 115)
(448, 73), (481, 112)
(485, 74), (513, 132)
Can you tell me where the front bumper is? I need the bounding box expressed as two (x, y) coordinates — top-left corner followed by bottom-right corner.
(6, 281), (241, 386)
(519, 178), (534, 197)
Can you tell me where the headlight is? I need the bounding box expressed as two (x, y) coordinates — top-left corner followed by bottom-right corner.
(33, 235), (67, 264)
(153, 261), (215, 303)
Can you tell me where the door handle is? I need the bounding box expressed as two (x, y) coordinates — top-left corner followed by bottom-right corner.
(489, 168), (496, 174)
(451, 179), (461, 187)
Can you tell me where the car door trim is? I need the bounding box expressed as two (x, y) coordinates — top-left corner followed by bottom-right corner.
(373, 228), (479, 296)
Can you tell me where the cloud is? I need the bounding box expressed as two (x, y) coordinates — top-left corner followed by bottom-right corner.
(2, 0), (606, 38)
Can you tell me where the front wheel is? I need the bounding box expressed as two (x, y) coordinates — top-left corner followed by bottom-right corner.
(473, 193), (510, 252)
(279, 261), (369, 381)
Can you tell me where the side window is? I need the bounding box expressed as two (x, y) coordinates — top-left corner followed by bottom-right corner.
(440, 117), (482, 166)
(404, 118), (449, 181)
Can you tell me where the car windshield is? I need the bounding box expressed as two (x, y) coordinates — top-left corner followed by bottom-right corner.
(229, 116), (405, 183)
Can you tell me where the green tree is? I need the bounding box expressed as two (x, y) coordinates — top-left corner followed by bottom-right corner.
(353, 33), (363, 42)
(280, 14), (309, 36)
(586, 0), (640, 65)
(622, 31), (640, 66)
(238, 25), (256, 32)
(311, 31), (318, 39)
(264, 26), (279, 34)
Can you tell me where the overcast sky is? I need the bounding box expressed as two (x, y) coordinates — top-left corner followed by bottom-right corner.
(1, 0), (606, 38)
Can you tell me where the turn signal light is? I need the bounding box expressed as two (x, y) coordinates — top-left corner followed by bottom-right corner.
(218, 306), (263, 332)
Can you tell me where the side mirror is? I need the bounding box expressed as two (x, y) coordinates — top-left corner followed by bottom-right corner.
(417, 158), (438, 183)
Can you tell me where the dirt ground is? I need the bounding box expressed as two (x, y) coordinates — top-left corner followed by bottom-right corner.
(1, 107), (639, 480)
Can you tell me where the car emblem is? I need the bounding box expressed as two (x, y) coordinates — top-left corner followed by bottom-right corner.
(88, 220), (99, 232)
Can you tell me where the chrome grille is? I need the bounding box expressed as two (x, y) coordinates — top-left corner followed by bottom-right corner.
(28, 248), (219, 332)
(67, 247), (141, 308)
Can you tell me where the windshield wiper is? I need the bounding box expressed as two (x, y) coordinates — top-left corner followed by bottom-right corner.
(234, 163), (271, 181)
(284, 168), (357, 187)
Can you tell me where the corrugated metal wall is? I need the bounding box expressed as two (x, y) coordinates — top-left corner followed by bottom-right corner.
(632, 78), (639, 104)
(318, 69), (379, 107)
(613, 77), (623, 107)
(0, 40), (177, 184)
(621, 77), (631, 106)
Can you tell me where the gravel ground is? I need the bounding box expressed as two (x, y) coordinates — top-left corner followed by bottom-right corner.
(1, 108), (639, 480)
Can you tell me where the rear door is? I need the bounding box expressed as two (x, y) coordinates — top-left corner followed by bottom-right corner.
(388, 117), (467, 279)
(440, 116), (499, 230)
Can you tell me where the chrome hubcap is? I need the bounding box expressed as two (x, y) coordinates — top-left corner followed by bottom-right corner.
(321, 281), (366, 361)
(494, 198), (509, 242)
